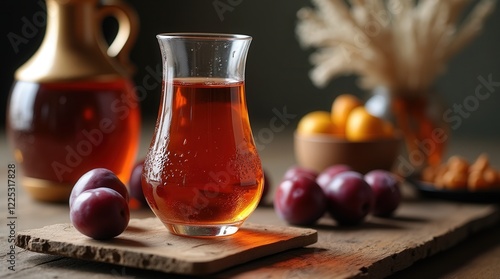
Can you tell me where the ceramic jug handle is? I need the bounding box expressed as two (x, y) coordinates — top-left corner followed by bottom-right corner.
(97, 0), (139, 75)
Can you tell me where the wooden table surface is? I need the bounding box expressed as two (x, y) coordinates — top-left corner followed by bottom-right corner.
(1, 126), (500, 278)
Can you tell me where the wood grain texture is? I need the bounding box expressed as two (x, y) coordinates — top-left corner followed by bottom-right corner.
(220, 201), (500, 279)
(4, 133), (500, 278)
(13, 202), (500, 278)
(15, 218), (317, 276)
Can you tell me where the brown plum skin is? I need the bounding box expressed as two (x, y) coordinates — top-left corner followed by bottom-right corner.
(364, 170), (402, 217)
(129, 160), (147, 207)
(69, 168), (129, 208)
(324, 171), (374, 225)
(282, 166), (318, 181)
(316, 164), (352, 190)
(70, 188), (130, 240)
(274, 176), (327, 226)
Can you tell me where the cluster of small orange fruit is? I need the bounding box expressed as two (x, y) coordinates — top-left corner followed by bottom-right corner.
(422, 154), (500, 191)
(297, 94), (396, 141)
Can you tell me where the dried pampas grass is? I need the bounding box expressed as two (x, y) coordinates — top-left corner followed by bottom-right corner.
(296, 0), (496, 95)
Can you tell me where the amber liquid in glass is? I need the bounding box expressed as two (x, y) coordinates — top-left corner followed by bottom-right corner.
(142, 78), (263, 228)
(7, 79), (141, 185)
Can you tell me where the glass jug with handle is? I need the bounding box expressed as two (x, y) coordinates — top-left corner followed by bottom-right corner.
(6, 0), (141, 202)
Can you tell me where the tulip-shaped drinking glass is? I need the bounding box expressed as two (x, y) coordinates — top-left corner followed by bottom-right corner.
(142, 33), (263, 237)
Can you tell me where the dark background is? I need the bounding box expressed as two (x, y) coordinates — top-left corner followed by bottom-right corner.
(2, 0), (500, 138)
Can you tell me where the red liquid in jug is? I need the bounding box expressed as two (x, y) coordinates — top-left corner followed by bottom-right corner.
(7, 79), (140, 184)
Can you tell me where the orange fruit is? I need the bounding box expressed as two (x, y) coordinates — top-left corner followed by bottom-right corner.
(345, 107), (389, 141)
(331, 94), (363, 135)
(297, 111), (338, 135)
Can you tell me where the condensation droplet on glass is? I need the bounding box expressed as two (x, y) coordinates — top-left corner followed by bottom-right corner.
(183, 139), (187, 145)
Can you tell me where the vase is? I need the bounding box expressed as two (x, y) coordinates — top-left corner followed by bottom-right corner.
(366, 86), (450, 177)
(6, 0), (141, 202)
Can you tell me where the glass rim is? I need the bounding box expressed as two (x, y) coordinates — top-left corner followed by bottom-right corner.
(156, 32), (251, 41)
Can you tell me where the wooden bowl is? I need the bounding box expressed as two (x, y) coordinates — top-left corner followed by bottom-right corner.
(294, 132), (402, 174)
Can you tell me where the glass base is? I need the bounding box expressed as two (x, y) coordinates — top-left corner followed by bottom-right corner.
(165, 222), (243, 237)
(22, 176), (73, 203)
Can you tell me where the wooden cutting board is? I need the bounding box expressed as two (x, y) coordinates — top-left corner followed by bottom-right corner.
(15, 218), (317, 276)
